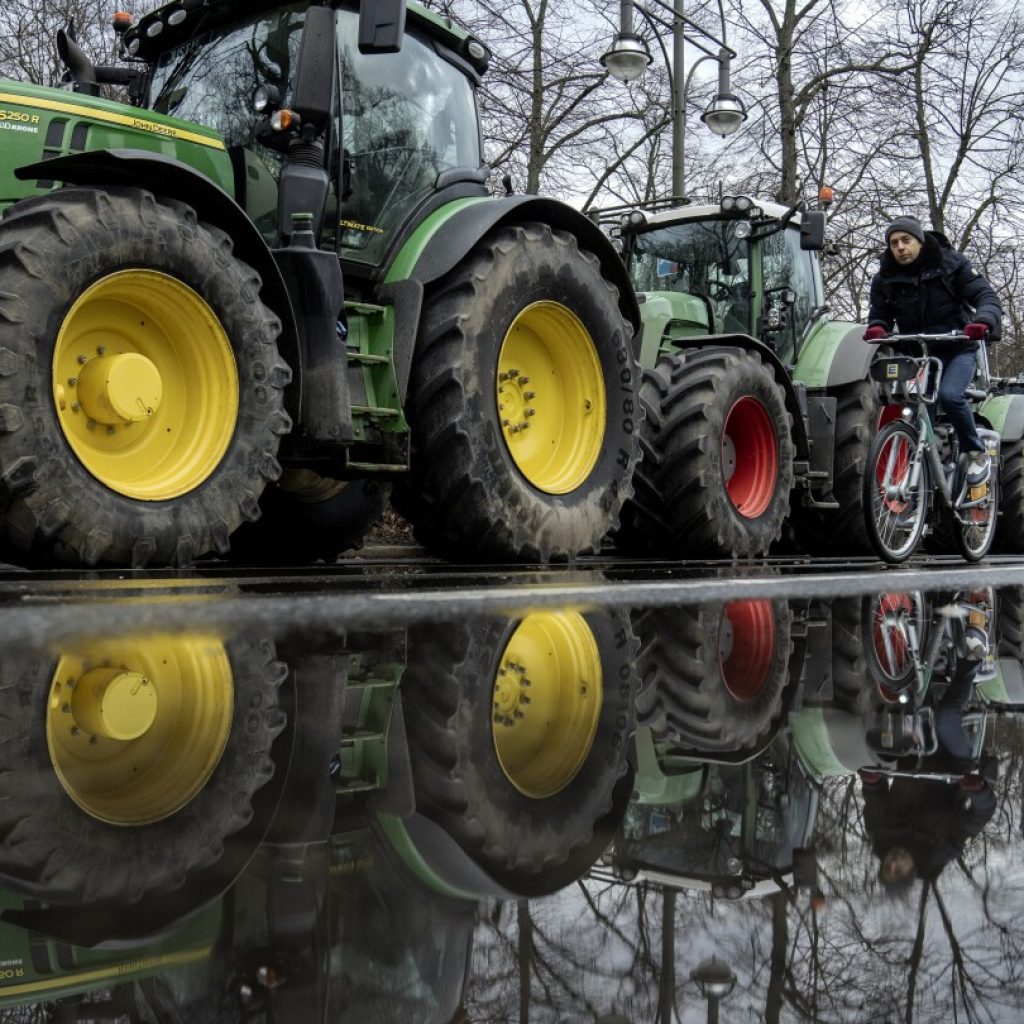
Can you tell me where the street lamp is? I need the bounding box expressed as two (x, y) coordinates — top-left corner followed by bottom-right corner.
(601, 0), (747, 202)
(690, 957), (737, 1024)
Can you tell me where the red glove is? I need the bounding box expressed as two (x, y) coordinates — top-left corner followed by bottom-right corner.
(863, 325), (888, 342)
(858, 769), (882, 785)
(959, 774), (986, 792)
(964, 322), (989, 341)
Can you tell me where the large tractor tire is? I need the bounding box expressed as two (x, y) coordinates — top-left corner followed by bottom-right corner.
(788, 380), (878, 554)
(634, 600), (792, 757)
(0, 633), (287, 905)
(996, 439), (1024, 553)
(0, 187), (290, 568)
(831, 597), (873, 713)
(229, 471), (391, 563)
(392, 222), (640, 562)
(618, 347), (794, 557)
(403, 610), (638, 888)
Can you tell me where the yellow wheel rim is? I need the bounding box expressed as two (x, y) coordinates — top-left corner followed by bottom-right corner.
(45, 634), (234, 825)
(52, 270), (239, 501)
(496, 302), (606, 494)
(492, 612), (602, 798)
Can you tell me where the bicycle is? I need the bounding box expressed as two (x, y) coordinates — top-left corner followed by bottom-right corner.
(863, 332), (1000, 563)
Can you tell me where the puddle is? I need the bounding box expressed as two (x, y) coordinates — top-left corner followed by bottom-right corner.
(0, 565), (1020, 1021)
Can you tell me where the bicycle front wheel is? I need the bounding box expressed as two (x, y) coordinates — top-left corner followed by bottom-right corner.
(863, 419), (929, 563)
(955, 462), (999, 562)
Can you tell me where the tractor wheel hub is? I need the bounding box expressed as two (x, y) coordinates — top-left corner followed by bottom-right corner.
(77, 352), (163, 425)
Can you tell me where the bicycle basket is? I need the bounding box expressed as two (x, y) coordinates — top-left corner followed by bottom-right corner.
(870, 356), (934, 401)
(870, 356), (919, 384)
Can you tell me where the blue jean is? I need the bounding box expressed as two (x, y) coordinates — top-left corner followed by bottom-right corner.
(933, 348), (984, 454)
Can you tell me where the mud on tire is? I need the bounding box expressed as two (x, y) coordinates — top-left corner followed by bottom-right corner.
(402, 610), (638, 887)
(618, 346), (794, 557)
(392, 222), (640, 562)
(0, 187), (290, 568)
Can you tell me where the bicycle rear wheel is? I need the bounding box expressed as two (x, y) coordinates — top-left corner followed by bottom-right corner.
(954, 464), (999, 562)
(863, 419), (929, 563)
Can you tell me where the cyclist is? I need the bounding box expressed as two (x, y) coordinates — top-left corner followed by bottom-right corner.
(862, 215), (1003, 488)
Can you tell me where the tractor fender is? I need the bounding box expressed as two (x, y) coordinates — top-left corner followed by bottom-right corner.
(689, 333), (811, 462)
(396, 195), (639, 331)
(14, 149), (302, 423)
(826, 327), (877, 388)
(978, 393), (1024, 442)
(379, 195), (640, 404)
(791, 319), (874, 390)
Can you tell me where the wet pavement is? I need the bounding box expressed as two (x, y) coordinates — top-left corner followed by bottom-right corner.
(1, 554), (1023, 1022)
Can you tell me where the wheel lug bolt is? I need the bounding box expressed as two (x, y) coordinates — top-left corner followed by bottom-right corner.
(524, 391), (535, 400)
(97, 346), (106, 355)
(518, 376), (530, 385)
(525, 408), (536, 417)
(68, 377), (77, 386)
(77, 355), (87, 365)
(70, 402), (80, 412)
(107, 426), (116, 436)
(502, 419), (511, 427)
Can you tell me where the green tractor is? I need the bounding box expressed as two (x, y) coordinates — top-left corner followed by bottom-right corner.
(605, 195), (910, 556)
(607, 194), (1024, 557)
(0, 0), (640, 568)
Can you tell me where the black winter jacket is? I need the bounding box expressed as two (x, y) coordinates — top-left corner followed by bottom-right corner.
(867, 231), (1002, 351)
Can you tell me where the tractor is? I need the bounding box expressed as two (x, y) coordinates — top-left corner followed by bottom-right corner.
(0, 0), (641, 568)
(605, 194), (1024, 557)
(604, 194), (881, 556)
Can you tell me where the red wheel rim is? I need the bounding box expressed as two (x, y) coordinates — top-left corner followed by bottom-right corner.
(720, 600), (776, 702)
(872, 592), (914, 684)
(723, 398), (779, 518)
(876, 431), (912, 515)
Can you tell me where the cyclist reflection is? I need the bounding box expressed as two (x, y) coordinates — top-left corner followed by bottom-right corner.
(860, 594), (997, 889)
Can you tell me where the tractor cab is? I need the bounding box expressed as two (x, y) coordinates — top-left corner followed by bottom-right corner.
(617, 197), (827, 368)
(133, 0), (488, 281)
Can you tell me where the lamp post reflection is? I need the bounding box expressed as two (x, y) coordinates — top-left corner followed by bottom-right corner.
(690, 957), (737, 1024)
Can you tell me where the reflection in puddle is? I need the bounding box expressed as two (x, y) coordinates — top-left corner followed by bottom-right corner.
(0, 581), (1020, 1020)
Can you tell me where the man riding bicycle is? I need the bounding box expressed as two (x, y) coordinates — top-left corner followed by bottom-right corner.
(862, 215), (1003, 489)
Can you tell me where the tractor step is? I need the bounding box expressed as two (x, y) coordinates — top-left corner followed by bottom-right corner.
(348, 352), (390, 366)
(352, 405), (400, 419)
(345, 301), (388, 317)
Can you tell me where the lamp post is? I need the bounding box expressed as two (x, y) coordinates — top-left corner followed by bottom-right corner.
(601, 0), (747, 203)
(690, 957), (737, 1024)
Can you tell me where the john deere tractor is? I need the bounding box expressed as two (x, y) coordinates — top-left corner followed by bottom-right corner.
(606, 196), (889, 557)
(0, 0), (640, 567)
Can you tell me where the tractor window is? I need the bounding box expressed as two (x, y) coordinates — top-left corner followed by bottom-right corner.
(630, 220), (751, 334)
(336, 9), (482, 267)
(763, 226), (819, 339)
(149, 5), (306, 148)
(147, 5), (309, 243)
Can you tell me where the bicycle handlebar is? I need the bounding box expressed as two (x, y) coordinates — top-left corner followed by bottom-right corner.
(865, 331), (971, 346)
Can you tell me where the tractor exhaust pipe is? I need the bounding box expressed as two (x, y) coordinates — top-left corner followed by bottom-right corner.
(57, 24), (99, 96)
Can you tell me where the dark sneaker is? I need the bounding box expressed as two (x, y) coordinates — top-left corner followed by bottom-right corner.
(965, 451), (991, 487)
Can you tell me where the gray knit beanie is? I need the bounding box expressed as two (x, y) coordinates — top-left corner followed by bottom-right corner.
(885, 215), (926, 245)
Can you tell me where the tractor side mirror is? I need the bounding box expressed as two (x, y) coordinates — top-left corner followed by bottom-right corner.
(291, 5), (336, 131)
(800, 210), (826, 251)
(359, 0), (406, 53)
